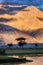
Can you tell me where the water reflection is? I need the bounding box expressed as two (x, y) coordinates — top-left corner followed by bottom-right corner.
(0, 56), (43, 65)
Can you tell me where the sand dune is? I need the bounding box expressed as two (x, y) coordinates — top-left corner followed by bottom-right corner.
(0, 4), (43, 44)
(0, 24), (38, 45)
(31, 28), (43, 43)
(0, 6), (43, 31)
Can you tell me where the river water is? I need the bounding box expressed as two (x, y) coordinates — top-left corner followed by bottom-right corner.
(0, 56), (43, 65)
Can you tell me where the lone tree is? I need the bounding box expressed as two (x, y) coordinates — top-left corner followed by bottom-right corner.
(35, 43), (38, 48)
(7, 43), (13, 47)
(16, 37), (26, 48)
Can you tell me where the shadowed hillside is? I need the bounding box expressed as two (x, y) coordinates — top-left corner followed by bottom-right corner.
(0, 24), (38, 45)
(30, 28), (43, 43)
(0, 24), (20, 32)
(0, 18), (14, 22)
(0, 4), (26, 15)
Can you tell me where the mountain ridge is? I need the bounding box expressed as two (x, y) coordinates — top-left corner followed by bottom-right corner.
(3, 6), (43, 31)
(0, 5), (43, 44)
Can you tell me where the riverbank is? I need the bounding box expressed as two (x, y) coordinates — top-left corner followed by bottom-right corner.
(0, 48), (43, 56)
(5, 48), (43, 55)
(0, 48), (43, 63)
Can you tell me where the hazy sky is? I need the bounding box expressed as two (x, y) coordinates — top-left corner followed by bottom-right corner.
(0, 0), (43, 10)
(0, 0), (3, 2)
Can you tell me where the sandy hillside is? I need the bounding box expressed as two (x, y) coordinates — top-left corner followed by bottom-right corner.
(0, 6), (43, 31)
(0, 24), (38, 44)
(0, 4), (43, 44)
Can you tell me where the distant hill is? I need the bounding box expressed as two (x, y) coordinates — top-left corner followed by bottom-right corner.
(0, 24), (38, 45)
(3, 6), (43, 31)
(0, 24), (20, 32)
(0, 5), (43, 44)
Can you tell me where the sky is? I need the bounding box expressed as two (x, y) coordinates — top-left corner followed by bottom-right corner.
(0, 0), (3, 2)
(0, 0), (43, 11)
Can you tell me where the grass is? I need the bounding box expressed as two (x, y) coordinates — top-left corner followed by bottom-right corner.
(0, 48), (43, 63)
(0, 48), (43, 54)
(0, 48), (43, 56)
